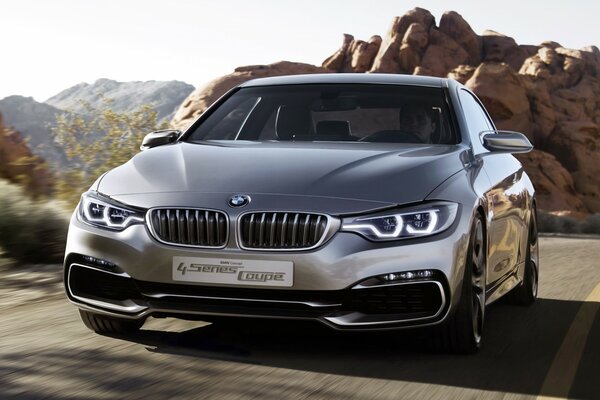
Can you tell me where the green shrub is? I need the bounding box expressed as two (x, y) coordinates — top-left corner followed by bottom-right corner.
(580, 214), (600, 234)
(537, 212), (558, 233)
(51, 101), (168, 207)
(538, 210), (600, 235)
(0, 180), (69, 264)
(558, 216), (579, 234)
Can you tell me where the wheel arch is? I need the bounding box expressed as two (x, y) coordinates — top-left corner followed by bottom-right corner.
(447, 202), (487, 314)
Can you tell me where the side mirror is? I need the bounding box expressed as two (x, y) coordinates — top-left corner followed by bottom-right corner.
(481, 130), (533, 153)
(140, 129), (182, 150)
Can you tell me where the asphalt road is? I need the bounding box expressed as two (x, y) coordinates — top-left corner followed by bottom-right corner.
(1, 237), (599, 399)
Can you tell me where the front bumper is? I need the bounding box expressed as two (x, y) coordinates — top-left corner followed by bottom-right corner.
(64, 208), (471, 330)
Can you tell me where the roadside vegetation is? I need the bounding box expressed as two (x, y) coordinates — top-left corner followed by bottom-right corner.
(51, 101), (168, 207)
(0, 179), (69, 264)
(0, 101), (167, 265)
(538, 211), (600, 235)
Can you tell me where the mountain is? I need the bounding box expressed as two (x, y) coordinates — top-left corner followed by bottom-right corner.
(0, 96), (67, 169)
(45, 78), (194, 121)
(171, 8), (600, 215)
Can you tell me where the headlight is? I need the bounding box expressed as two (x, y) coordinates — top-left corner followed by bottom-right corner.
(78, 191), (145, 231)
(341, 202), (458, 241)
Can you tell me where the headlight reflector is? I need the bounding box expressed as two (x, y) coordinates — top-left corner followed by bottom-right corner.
(79, 192), (145, 231)
(341, 202), (458, 241)
(404, 210), (438, 234)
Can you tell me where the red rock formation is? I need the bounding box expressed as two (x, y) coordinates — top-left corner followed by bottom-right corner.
(322, 34), (382, 73)
(419, 28), (471, 77)
(439, 11), (481, 65)
(0, 113), (53, 196)
(370, 7), (435, 73)
(465, 63), (534, 137)
(515, 150), (586, 213)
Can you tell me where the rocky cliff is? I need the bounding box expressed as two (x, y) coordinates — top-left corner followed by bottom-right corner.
(0, 113), (53, 195)
(172, 8), (600, 214)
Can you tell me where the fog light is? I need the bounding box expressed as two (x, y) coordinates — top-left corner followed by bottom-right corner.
(382, 270), (434, 282)
(82, 255), (117, 271)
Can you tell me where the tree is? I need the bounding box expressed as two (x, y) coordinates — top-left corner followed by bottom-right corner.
(52, 100), (169, 207)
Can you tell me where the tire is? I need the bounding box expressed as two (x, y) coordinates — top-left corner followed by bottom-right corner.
(79, 310), (145, 334)
(507, 209), (539, 305)
(434, 216), (486, 354)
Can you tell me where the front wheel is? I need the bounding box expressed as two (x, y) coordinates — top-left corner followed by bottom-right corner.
(434, 216), (486, 354)
(79, 310), (145, 334)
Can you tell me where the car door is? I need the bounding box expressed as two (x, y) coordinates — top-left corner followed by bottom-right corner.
(458, 89), (526, 290)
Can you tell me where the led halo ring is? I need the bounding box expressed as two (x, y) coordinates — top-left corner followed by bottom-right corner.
(341, 203), (457, 241)
(79, 192), (145, 231)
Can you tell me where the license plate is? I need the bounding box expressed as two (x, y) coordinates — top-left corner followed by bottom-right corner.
(172, 256), (293, 287)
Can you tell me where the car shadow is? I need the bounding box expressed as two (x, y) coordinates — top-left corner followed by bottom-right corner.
(117, 298), (600, 399)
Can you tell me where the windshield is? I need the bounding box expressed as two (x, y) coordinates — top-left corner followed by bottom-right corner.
(186, 84), (456, 144)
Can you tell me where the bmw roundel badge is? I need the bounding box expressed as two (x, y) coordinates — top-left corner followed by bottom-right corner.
(228, 194), (250, 207)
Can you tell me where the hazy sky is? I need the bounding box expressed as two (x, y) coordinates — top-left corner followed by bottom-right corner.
(1, 0), (598, 101)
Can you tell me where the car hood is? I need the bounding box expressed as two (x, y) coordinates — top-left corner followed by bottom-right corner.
(99, 141), (468, 215)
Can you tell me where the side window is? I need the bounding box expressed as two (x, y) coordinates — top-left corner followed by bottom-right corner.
(458, 90), (493, 154)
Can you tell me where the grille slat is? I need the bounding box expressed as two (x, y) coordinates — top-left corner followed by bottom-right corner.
(218, 214), (227, 244)
(241, 212), (329, 250)
(313, 215), (322, 243)
(159, 211), (168, 238)
(291, 214), (299, 247)
(214, 212), (220, 244)
(248, 213), (256, 246)
(302, 214), (311, 247)
(149, 208), (227, 247)
(186, 210), (193, 245)
(269, 213), (277, 247)
(280, 213), (288, 247)
(258, 213), (266, 246)
(168, 210), (176, 242)
(207, 211), (214, 246)
(177, 210), (186, 244)
(198, 211), (206, 245)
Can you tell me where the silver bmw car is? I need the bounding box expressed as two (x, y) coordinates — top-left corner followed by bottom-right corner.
(64, 74), (538, 353)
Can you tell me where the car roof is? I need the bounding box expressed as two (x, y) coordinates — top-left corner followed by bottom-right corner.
(240, 73), (449, 88)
